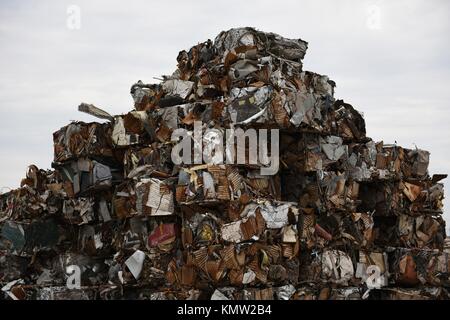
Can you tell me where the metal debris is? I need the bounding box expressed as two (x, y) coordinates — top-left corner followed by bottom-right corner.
(0, 27), (447, 300)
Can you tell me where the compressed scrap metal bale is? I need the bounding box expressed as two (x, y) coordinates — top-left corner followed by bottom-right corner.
(0, 27), (447, 300)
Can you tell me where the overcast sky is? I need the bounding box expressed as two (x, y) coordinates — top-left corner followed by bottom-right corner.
(0, 0), (449, 228)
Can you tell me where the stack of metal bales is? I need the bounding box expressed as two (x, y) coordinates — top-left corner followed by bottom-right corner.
(0, 27), (447, 300)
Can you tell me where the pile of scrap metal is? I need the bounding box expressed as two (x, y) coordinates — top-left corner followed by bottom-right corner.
(0, 27), (448, 300)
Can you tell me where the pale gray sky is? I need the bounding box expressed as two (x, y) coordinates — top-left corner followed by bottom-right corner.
(1, 0), (449, 228)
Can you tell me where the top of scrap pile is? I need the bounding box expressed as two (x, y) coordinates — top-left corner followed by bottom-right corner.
(80, 27), (362, 136)
(212, 27), (309, 62)
(128, 27), (311, 110)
